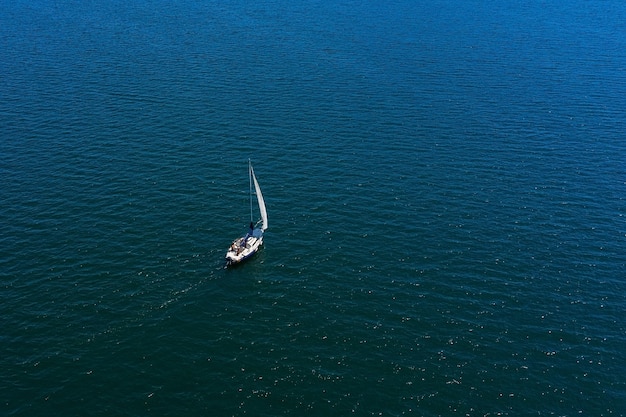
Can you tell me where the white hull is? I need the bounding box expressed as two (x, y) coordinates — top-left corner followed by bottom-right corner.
(225, 235), (263, 266)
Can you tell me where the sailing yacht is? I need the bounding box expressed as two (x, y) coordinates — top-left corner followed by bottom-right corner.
(225, 160), (268, 266)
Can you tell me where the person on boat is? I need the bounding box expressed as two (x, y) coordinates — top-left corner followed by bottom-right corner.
(230, 238), (242, 254)
(234, 236), (244, 255)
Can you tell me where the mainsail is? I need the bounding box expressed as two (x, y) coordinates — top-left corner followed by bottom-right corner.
(250, 164), (268, 231)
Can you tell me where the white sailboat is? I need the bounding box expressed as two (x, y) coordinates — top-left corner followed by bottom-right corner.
(225, 160), (268, 266)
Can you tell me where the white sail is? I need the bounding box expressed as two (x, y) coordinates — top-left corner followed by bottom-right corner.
(250, 164), (268, 231)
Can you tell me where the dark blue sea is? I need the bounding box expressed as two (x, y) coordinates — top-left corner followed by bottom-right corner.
(1, 0), (625, 415)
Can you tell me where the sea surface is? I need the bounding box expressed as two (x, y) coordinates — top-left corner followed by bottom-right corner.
(1, 0), (625, 415)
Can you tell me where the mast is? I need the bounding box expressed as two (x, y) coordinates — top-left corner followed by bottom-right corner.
(248, 159), (253, 224)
